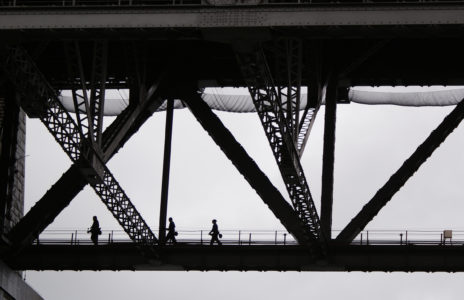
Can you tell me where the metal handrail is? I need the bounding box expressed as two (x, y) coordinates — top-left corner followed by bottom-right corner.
(32, 228), (464, 246)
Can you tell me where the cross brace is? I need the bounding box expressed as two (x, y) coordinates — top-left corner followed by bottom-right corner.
(236, 48), (325, 252)
(64, 40), (108, 149)
(1, 46), (157, 246)
(183, 90), (321, 254)
(336, 98), (464, 244)
(8, 87), (165, 251)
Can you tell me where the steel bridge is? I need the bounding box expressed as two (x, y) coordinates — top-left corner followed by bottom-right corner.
(2, 0), (464, 276)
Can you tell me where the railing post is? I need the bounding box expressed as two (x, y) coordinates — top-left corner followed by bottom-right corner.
(275, 231), (277, 245)
(367, 231), (369, 246)
(200, 230), (203, 245)
(360, 233), (363, 245)
(400, 233), (403, 245)
(406, 230), (408, 244)
(249, 233), (251, 245)
(71, 233), (74, 245)
(283, 233), (287, 245)
(238, 230), (241, 245)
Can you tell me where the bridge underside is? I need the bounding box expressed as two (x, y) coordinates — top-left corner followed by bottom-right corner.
(4, 3), (464, 87)
(6, 37), (464, 88)
(3, 1), (464, 273)
(6, 244), (464, 272)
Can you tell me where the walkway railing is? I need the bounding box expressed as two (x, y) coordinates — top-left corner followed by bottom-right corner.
(2, 0), (464, 8)
(335, 229), (464, 246)
(31, 229), (464, 246)
(33, 229), (298, 245)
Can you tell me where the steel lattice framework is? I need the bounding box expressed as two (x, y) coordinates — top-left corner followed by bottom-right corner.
(236, 47), (325, 253)
(0, 45), (157, 246)
(297, 105), (319, 155)
(3, 1), (464, 273)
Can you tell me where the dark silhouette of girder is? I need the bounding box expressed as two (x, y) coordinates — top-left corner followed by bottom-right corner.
(7, 243), (464, 272)
(320, 76), (337, 238)
(8, 85), (166, 252)
(271, 39), (303, 143)
(336, 98), (464, 244)
(64, 40), (108, 150)
(182, 90), (318, 252)
(1, 45), (157, 249)
(296, 45), (324, 157)
(236, 47), (325, 254)
(7, 165), (87, 251)
(3, 1), (464, 272)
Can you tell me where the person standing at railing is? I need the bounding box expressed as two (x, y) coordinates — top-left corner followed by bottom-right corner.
(87, 216), (101, 245)
(165, 217), (177, 244)
(209, 219), (222, 245)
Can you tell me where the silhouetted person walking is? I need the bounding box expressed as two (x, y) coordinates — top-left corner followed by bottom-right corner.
(165, 217), (177, 244)
(87, 216), (101, 245)
(209, 219), (222, 245)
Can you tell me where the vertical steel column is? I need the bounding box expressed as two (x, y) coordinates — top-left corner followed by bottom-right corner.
(0, 88), (19, 234)
(159, 99), (174, 244)
(320, 77), (337, 239)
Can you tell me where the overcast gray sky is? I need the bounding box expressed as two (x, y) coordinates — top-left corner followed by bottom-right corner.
(21, 90), (464, 299)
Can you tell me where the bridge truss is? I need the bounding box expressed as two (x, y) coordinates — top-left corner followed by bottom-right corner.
(2, 1), (464, 272)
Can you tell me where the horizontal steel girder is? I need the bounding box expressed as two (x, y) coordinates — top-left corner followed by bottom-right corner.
(336, 98), (464, 244)
(182, 90), (314, 251)
(7, 244), (464, 272)
(1, 45), (157, 246)
(2, 4), (464, 30)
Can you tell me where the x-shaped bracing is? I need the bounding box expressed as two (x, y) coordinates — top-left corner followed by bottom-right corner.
(336, 98), (464, 244)
(236, 44), (326, 254)
(182, 89), (322, 254)
(1, 45), (161, 252)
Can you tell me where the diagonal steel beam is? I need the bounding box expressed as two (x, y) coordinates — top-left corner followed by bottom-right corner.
(7, 87), (165, 251)
(7, 69), (165, 250)
(297, 45), (324, 157)
(7, 165), (87, 249)
(64, 40), (109, 151)
(64, 41), (94, 142)
(296, 84), (322, 157)
(89, 40), (108, 147)
(101, 77), (165, 162)
(236, 47), (326, 253)
(272, 39), (303, 142)
(182, 89), (322, 254)
(336, 99), (464, 244)
(1, 45), (157, 248)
